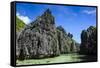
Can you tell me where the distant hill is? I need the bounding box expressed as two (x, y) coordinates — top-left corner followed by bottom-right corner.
(16, 16), (26, 32)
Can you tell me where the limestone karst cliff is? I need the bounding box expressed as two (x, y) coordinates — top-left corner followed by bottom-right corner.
(80, 26), (97, 55)
(16, 9), (79, 60)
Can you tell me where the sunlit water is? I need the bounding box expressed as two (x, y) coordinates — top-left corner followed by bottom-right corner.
(16, 53), (96, 65)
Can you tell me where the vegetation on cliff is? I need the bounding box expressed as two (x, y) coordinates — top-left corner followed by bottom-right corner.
(16, 16), (26, 32)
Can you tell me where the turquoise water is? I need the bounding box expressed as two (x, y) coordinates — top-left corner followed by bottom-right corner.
(17, 53), (88, 65)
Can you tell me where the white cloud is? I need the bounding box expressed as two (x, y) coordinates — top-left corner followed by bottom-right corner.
(83, 9), (96, 15)
(16, 12), (31, 24)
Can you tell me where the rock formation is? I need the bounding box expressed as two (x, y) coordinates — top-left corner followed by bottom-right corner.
(56, 26), (79, 53)
(16, 9), (79, 60)
(80, 26), (97, 55)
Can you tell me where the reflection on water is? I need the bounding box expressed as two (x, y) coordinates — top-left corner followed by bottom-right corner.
(17, 53), (97, 65)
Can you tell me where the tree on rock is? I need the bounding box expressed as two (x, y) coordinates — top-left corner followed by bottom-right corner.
(68, 33), (73, 38)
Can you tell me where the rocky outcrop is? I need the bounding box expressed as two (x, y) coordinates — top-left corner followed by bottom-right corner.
(16, 9), (60, 59)
(57, 26), (79, 53)
(16, 9), (79, 60)
(80, 26), (97, 55)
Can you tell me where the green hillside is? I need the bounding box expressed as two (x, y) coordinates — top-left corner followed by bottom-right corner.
(16, 16), (26, 32)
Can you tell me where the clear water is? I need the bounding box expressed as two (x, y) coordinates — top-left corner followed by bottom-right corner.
(16, 53), (96, 65)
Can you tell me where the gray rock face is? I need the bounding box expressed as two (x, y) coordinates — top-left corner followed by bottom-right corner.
(16, 9), (60, 59)
(80, 26), (97, 55)
(57, 26), (79, 53)
(16, 9), (79, 60)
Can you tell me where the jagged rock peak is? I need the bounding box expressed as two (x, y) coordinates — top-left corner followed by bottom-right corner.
(44, 8), (52, 15)
(42, 8), (53, 17)
(29, 8), (54, 27)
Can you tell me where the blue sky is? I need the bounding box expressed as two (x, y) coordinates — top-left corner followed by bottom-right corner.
(16, 2), (96, 43)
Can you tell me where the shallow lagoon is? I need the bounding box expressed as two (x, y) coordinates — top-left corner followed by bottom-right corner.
(16, 53), (96, 65)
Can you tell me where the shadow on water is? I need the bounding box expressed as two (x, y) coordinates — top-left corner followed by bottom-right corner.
(78, 55), (97, 62)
